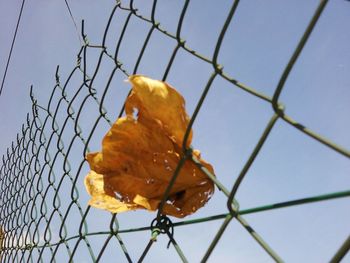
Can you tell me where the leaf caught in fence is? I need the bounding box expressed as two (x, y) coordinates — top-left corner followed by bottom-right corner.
(0, 226), (4, 257)
(85, 75), (215, 218)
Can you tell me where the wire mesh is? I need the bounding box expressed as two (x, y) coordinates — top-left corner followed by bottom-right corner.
(1, 0), (350, 262)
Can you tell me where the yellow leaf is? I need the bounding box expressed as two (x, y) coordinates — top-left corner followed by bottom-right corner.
(85, 75), (215, 218)
(0, 226), (4, 258)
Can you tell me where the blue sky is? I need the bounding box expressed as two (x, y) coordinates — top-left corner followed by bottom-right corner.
(1, 0), (350, 262)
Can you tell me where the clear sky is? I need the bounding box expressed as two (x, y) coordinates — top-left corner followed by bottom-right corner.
(1, 0), (350, 262)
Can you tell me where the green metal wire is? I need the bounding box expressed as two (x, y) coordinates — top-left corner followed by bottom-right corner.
(330, 235), (350, 263)
(0, 0), (349, 262)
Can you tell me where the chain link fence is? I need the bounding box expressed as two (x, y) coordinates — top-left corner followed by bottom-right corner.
(1, 0), (349, 262)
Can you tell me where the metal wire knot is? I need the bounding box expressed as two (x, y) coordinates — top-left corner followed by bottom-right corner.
(150, 215), (174, 248)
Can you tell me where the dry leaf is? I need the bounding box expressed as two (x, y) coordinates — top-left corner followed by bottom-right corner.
(0, 227), (3, 258)
(85, 75), (214, 218)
